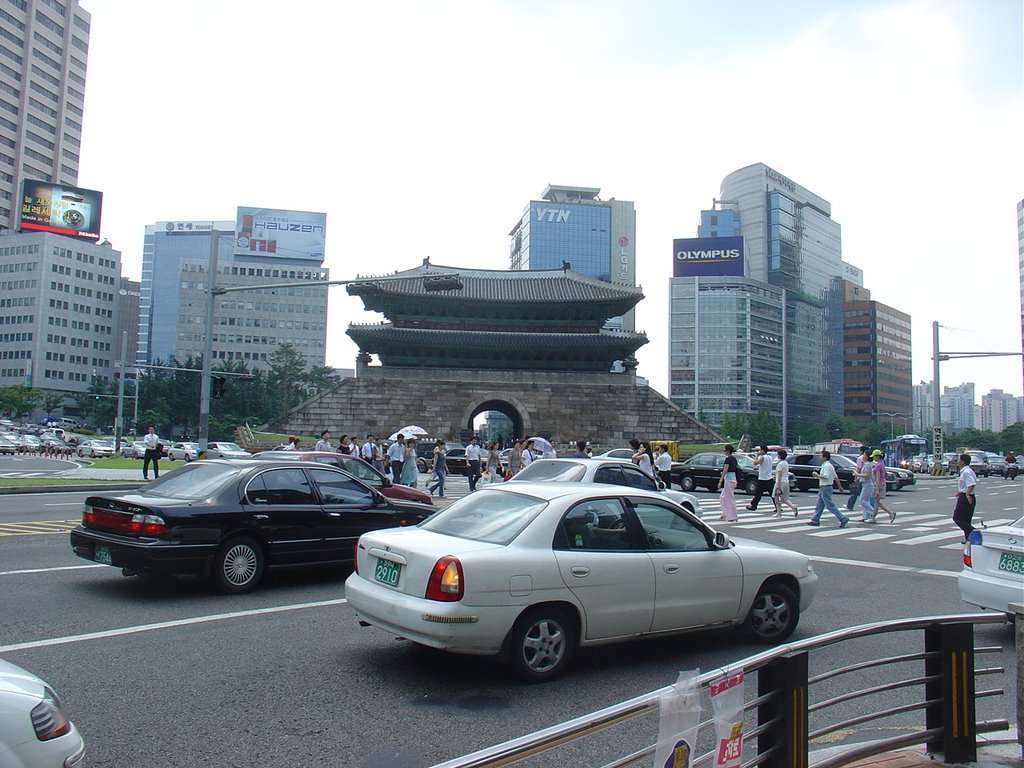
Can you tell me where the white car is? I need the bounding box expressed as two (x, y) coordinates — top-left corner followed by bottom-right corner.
(205, 441), (251, 459)
(167, 441), (199, 461)
(0, 658), (84, 767)
(346, 482), (818, 681)
(593, 448), (634, 460)
(510, 458), (702, 517)
(76, 439), (114, 458)
(958, 515), (1024, 616)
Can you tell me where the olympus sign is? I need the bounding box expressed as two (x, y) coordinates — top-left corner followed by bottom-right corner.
(675, 247), (740, 262)
(672, 237), (744, 278)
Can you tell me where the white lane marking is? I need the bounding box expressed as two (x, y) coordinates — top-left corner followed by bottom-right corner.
(43, 502), (81, 507)
(811, 555), (957, 578)
(0, 564), (104, 576)
(847, 533), (896, 541)
(0, 598), (349, 653)
(895, 531), (965, 545)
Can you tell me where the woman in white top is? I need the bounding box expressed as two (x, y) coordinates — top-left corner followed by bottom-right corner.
(772, 449), (799, 517)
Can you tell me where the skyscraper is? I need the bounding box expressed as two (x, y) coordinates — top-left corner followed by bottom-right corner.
(0, 0), (90, 228)
(509, 185), (636, 333)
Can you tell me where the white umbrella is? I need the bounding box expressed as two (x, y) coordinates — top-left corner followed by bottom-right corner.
(390, 425), (428, 441)
(528, 436), (554, 455)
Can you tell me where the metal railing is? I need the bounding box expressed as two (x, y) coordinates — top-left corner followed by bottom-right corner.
(430, 612), (1016, 768)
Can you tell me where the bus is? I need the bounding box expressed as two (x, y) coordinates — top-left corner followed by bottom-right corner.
(813, 438), (862, 457)
(880, 434), (928, 469)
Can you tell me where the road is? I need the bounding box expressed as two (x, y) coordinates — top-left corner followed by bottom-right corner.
(0, 474), (1019, 767)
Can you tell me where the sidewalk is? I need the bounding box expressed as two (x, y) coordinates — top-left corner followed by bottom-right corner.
(816, 730), (1023, 768)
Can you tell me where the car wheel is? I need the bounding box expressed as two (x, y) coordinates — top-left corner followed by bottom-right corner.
(77, 448), (84, 457)
(743, 477), (759, 496)
(509, 606), (577, 683)
(680, 475), (696, 492)
(739, 582), (799, 643)
(212, 536), (264, 594)
(185, 454), (192, 462)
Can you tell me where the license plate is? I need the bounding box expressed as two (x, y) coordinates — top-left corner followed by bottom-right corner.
(374, 558), (401, 586)
(94, 545), (113, 565)
(997, 551), (1024, 574)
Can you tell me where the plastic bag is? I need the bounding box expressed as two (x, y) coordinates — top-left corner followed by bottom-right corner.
(710, 671), (745, 768)
(653, 669), (702, 768)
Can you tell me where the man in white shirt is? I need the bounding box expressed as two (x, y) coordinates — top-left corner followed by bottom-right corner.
(314, 430), (333, 452)
(465, 436), (483, 491)
(952, 454), (978, 540)
(387, 434), (406, 481)
(654, 444), (673, 486)
(361, 434), (375, 464)
(142, 425), (161, 480)
(807, 450), (849, 528)
(746, 445), (775, 512)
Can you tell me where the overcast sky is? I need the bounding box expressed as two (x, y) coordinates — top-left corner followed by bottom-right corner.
(76, 0), (1024, 404)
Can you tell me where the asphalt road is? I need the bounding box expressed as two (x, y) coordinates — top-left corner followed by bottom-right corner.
(0, 474), (1019, 767)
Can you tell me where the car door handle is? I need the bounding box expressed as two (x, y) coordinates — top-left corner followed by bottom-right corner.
(327, 512), (342, 517)
(663, 564), (680, 574)
(252, 514), (269, 522)
(570, 566), (590, 577)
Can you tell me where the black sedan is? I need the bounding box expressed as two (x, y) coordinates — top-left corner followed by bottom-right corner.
(69, 459), (435, 593)
(670, 451), (760, 495)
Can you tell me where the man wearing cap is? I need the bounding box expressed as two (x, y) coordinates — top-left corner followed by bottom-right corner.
(952, 453), (977, 539)
(284, 435), (299, 451)
(870, 449), (896, 523)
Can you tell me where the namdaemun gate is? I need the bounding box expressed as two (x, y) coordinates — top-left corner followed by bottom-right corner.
(270, 260), (718, 447)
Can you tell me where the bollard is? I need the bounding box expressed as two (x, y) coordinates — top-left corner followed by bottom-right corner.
(925, 622), (977, 763)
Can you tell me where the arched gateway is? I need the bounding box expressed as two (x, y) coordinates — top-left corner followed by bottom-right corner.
(269, 261), (719, 449)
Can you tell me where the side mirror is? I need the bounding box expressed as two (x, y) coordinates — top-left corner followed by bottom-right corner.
(656, 478), (666, 490)
(713, 530), (731, 549)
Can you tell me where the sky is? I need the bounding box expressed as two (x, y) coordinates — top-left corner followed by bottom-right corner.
(75, 0), (1024, 405)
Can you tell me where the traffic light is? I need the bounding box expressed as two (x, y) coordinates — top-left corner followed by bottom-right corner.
(211, 376), (227, 399)
(94, 395), (100, 401)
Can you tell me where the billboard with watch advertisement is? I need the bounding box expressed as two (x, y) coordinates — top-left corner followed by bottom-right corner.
(234, 207), (326, 260)
(19, 180), (103, 241)
(673, 236), (745, 277)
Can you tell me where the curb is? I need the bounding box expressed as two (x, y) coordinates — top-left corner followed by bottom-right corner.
(0, 482), (145, 495)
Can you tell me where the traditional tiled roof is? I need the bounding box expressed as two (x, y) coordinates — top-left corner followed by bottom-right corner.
(345, 261), (643, 306)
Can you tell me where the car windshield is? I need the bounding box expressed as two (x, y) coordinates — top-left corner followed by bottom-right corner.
(830, 455), (857, 469)
(421, 490), (548, 545)
(512, 461), (587, 482)
(735, 455), (754, 467)
(140, 462), (241, 500)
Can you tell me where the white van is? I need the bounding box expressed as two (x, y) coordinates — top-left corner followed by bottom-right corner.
(58, 417), (78, 429)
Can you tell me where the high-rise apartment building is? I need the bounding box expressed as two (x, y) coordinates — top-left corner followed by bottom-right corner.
(941, 382), (976, 433)
(0, 230), (122, 395)
(0, 0), (90, 228)
(678, 164), (863, 438)
(841, 282), (912, 425)
(138, 218), (329, 371)
(979, 389), (1023, 432)
(912, 381), (936, 435)
(509, 185), (636, 332)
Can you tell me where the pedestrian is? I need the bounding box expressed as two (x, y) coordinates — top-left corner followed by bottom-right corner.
(508, 440), (524, 477)
(485, 441), (501, 484)
(427, 439), (447, 497)
(846, 445), (869, 512)
(870, 449), (896, 523)
(574, 439), (589, 459)
(654, 444), (673, 487)
(629, 438), (653, 474)
(314, 429), (332, 452)
(952, 453), (977, 540)
(807, 450), (849, 528)
(747, 444), (775, 511)
(772, 449), (800, 517)
(522, 439), (535, 467)
(856, 451), (876, 523)
(283, 435), (299, 451)
(718, 444), (739, 522)
(338, 435), (354, 455)
(400, 438), (419, 487)
(142, 425), (161, 480)
(361, 434), (376, 464)
(465, 436), (483, 491)
(387, 434), (406, 481)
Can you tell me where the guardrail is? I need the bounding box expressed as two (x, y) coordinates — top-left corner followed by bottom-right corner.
(430, 611), (1017, 768)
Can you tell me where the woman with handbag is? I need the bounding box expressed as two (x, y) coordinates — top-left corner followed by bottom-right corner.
(427, 439), (447, 497)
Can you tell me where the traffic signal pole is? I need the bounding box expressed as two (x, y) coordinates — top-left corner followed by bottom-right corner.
(197, 230), (219, 458)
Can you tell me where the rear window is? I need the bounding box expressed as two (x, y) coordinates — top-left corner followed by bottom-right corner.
(140, 462), (241, 500)
(513, 461), (586, 483)
(420, 490), (548, 545)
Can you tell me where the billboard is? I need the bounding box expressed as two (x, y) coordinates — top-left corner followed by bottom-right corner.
(673, 237), (744, 278)
(234, 207), (326, 260)
(19, 180), (103, 241)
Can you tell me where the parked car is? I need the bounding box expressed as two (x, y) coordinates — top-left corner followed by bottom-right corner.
(345, 482), (818, 681)
(958, 515), (1024, 616)
(510, 457), (701, 516)
(16, 433), (42, 453)
(76, 439), (114, 458)
(0, 434), (16, 454)
(70, 459), (435, 593)
(250, 450), (433, 505)
(120, 440), (148, 459)
(167, 442), (199, 461)
(0, 658), (85, 767)
(670, 451), (759, 495)
(593, 448), (635, 460)
(204, 441), (251, 459)
(888, 464), (916, 489)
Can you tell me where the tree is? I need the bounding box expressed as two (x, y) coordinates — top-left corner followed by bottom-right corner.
(748, 410), (781, 446)
(955, 428), (999, 452)
(793, 417), (825, 446)
(823, 412), (852, 439)
(859, 423), (890, 450)
(0, 385), (41, 417)
(75, 376), (116, 429)
(718, 412), (747, 441)
(268, 344), (309, 414)
(999, 422), (1023, 454)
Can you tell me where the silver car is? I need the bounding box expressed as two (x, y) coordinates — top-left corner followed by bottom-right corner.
(76, 439), (114, 458)
(205, 441), (251, 459)
(167, 442), (199, 461)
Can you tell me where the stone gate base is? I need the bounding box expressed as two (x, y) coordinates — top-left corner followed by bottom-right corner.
(267, 367), (719, 449)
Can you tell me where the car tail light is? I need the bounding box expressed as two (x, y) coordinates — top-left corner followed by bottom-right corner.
(963, 530), (982, 568)
(425, 555), (464, 602)
(31, 688), (71, 741)
(81, 506), (166, 536)
(128, 514), (167, 535)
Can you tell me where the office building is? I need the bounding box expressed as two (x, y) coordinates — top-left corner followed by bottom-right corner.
(941, 382), (975, 433)
(676, 164), (863, 438)
(841, 283), (912, 425)
(0, 229), (122, 394)
(912, 381), (936, 435)
(0, 0), (91, 229)
(138, 216), (329, 371)
(509, 185), (636, 333)
(979, 389), (1022, 432)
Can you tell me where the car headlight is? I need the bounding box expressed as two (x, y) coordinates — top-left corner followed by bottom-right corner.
(30, 687), (71, 741)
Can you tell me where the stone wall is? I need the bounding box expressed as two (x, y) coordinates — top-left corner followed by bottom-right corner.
(266, 368), (720, 449)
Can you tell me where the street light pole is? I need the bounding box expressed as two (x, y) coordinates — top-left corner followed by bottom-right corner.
(114, 330), (127, 453)
(197, 230), (219, 457)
